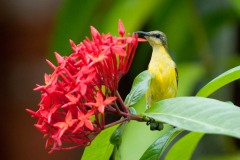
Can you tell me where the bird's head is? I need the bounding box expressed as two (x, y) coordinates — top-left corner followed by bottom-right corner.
(134, 31), (167, 48)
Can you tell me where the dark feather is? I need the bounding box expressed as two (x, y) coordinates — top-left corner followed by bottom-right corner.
(175, 67), (178, 86)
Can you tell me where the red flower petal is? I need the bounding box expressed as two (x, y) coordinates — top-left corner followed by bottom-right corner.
(85, 120), (94, 131)
(103, 97), (117, 105)
(112, 46), (126, 56)
(72, 121), (84, 133)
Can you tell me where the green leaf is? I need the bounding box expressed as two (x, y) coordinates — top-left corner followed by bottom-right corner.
(115, 97), (173, 160)
(110, 123), (126, 148)
(140, 128), (182, 160)
(124, 70), (151, 106)
(129, 107), (137, 114)
(165, 132), (204, 160)
(143, 97), (240, 139)
(196, 66), (240, 97)
(81, 125), (118, 160)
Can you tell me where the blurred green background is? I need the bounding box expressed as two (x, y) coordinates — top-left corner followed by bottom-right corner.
(1, 0), (240, 159)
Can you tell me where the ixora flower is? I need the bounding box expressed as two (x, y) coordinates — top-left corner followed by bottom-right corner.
(27, 20), (143, 153)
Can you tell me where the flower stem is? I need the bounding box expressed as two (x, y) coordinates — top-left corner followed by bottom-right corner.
(116, 90), (129, 113)
(104, 118), (128, 129)
(113, 102), (122, 113)
(104, 90), (149, 128)
(104, 112), (147, 129)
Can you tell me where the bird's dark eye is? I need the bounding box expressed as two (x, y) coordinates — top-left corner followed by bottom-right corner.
(155, 33), (161, 38)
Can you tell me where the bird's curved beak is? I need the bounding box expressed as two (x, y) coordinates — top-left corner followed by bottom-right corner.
(134, 31), (151, 37)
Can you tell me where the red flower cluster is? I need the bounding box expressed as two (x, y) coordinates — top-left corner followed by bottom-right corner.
(27, 20), (140, 152)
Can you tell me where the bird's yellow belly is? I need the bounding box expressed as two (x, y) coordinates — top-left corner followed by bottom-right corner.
(147, 61), (177, 106)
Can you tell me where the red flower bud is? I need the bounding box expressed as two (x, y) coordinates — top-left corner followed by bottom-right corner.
(118, 19), (125, 37)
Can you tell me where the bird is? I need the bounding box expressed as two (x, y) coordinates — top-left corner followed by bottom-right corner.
(134, 31), (178, 108)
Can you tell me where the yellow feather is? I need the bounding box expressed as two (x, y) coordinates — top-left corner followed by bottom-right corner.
(146, 44), (177, 106)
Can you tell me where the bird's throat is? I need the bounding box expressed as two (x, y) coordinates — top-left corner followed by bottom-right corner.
(148, 45), (169, 73)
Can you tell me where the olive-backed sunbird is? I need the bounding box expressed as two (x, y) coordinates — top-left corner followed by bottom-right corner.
(135, 31), (178, 108)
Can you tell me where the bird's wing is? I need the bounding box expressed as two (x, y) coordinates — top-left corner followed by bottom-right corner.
(175, 67), (178, 86)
